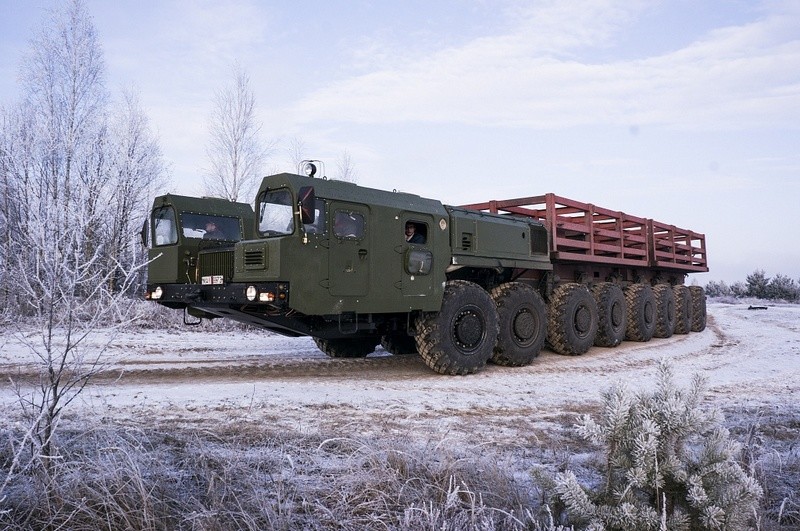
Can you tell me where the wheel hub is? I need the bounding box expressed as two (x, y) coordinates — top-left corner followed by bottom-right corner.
(513, 310), (535, 341)
(453, 309), (483, 350)
(644, 300), (654, 325)
(575, 306), (591, 335)
(611, 300), (624, 328)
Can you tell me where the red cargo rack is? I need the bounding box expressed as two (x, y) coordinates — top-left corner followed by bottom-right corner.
(460, 193), (708, 273)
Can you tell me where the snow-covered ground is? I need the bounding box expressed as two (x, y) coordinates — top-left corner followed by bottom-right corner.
(1, 301), (798, 445)
(1, 300), (798, 529)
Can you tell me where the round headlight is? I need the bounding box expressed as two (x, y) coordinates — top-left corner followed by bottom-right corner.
(303, 162), (317, 177)
(152, 286), (163, 300)
(246, 285), (257, 301)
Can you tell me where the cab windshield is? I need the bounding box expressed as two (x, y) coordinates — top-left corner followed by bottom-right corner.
(259, 189), (295, 237)
(180, 213), (242, 241)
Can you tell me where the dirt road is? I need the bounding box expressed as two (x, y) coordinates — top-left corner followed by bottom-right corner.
(3, 302), (798, 444)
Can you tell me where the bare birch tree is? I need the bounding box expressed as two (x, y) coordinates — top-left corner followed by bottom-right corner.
(286, 136), (308, 171)
(0, 0), (166, 473)
(104, 88), (167, 293)
(204, 64), (271, 202)
(0, 108), (18, 319)
(334, 149), (358, 182)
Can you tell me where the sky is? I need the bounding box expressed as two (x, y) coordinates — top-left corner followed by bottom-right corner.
(1, 0), (799, 284)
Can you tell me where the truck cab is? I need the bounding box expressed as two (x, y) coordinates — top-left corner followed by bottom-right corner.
(238, 171), (452, 314)
(143, 194), (255, 307)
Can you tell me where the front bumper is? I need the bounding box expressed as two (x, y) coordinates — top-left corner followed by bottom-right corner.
(145, 282), (290, 310)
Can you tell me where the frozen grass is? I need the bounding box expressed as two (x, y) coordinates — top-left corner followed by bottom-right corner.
(726, 405), (800, 529)
(1, 406), (797, 530)
(0, 420), (550, 530)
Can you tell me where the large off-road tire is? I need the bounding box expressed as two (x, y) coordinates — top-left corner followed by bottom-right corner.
(313, 337), (379, 358)
(490, 282), (546, 366)
(673, 285), (693, 335)
(380, 332), (418, 355)
(625, 284), (656, 342)
(592, 282), (627, 347)
(689, 286), (707, 332)
(415, 280), (499, 375)
(653, 284), (676, 338)
(547, 283), (598, 355)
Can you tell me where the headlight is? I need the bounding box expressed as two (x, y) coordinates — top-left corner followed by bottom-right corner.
(151, 286), (163, 300)
(302, 161), (317, 177)
(246, 285), (257, 301)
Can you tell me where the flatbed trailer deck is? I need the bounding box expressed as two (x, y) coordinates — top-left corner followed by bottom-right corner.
(461, 193), (708, 275)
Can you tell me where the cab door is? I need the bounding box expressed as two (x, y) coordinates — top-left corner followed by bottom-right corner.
(400, 214), (435, 298)
(328, 203), (370, 296)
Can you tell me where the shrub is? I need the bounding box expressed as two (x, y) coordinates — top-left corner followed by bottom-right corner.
(765, 274), (800, 302)
(745, 270), (770, 299)
(729, 282), (747, 298)
(554, 360), (763, 530)
(706, 271), (800, 302)
(704, 281), (731, 298)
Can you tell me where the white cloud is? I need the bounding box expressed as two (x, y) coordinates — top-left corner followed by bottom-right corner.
(289, 1), (800, 131)
(505, 0), (648, 55)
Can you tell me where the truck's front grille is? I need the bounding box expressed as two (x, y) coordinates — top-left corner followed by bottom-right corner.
(198, 250), (234, 281)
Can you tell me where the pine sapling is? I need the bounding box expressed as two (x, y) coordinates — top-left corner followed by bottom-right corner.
(555, 359), (763, 530)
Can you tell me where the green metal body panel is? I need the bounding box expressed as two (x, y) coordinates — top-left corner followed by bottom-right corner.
(447, 207), (552, 271)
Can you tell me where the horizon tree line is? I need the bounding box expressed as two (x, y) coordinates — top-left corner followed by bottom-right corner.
(705, 269), (800, 302)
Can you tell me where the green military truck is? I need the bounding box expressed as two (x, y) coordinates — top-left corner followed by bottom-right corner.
(144, 161), (708, 375)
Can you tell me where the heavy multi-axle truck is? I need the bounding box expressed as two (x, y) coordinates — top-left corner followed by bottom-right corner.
(144, 161), (708, 375)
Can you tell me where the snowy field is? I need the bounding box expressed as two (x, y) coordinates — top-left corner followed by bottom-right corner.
(1, 301), (798, 442)
(1, 301), (799, 528)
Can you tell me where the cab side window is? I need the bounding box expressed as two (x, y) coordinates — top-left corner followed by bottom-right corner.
(258, 189), (295, 236)
(153, 206), (178, 246)
(333, 211), (365, 239)
(404, 219), (432, 275)
(304, 199), (327, 234)
(404, 220), (428, 244)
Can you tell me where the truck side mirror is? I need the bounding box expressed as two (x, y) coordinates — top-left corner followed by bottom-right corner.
(298, 186), (316, 225)
(140, 218), (149, 248)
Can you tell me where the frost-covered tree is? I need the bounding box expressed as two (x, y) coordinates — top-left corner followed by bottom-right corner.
(555, 360), (762, 530)
(334, 149), (358, 182)
(1, 0), (108, 313)
(0, 0), (163, 311)
(704, 280), (731, 298)
(0, 0), (164, 469)
(286, 136), (308, 171)
(104, 88), (167, 292)
(765, 273), (799, 302)
(204, 64), (272, 202)
(745, 269), (770, 299)
(0, 108), (20, 319)
(729, 281), (747, 298)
